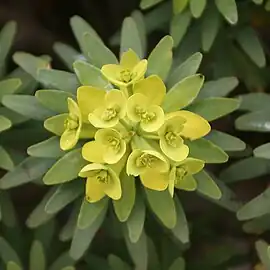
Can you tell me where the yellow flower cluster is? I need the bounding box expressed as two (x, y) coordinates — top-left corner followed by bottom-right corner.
(53, 49), (211, 202)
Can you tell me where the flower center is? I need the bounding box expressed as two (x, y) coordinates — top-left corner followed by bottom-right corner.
(135, 106), (156, 123)
(175, 167), (188, 184)
(136, 153), (157, 168)
(96, 170), (110, 184)
(120, 69), (132, 83)
(102, 107), (119, 121)
(107, 136), (121, 151)
(165, 131), (182, 148)
(64, 116), (79, 130)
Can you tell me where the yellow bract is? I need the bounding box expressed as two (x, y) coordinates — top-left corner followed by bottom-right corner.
(79, 163), (121, 202)
(101, 49), (148, 87)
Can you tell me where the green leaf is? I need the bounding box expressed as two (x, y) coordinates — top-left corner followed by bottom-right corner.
(0, 21), (17, 74)
(0, 115), (11, 133)
(83, 32), (118, 67)
(0, 237), (21, 266)
(145, 189), (177, 229)
(170, 11), (192, 47)
(147, 35), (173, 81)
(186, 138), (228, 163)
(59, 202), (80, 242)
(171, 197), (189, 244)
(205, 130), (246, 152)
(37, 69), (79, 93)
(201, 4), (221, 52)
(0, 78), (21, 101)
(43, 148), (87, 185)
(124, 230), (148, 270)
(197, 77), (239, 100)
(126, 189), (145, 243)
(70, 199), (107, 260)
(255, 240), (270, 269)
(235, 109), (270, 132)
(35, 219), (55, 251)
(113, 172), (135, 222)
(0, 192), (17, 228)
(168, 52), (203, 88)
(70, 15), (102, 57)
(219, 157), (270, 183)
(252, 0), (263, 4)
(237, 188), (270, 221)
(45, 181), (83, 214)
(238, 93), (270, 112)
(0, 157), (55, 189)
(188, 97), (240, 121)
(36, 90), (74, 113)
(243, 215), (270, 234)
(236, 27), (266, 68)
(254, 143), (270, 159)
(26, 188), (56, 228)
(27, 137), (65, 158)
(0, 107), (28, 125)
(30, 241), (46, 270)
(131, 10), (147, 57)
(169, 257), (185, 270)
(0, 146), (14, 170)
(173, 0), (189, 14)
(195, 170), (222, 200)
(162, 74), (204, 112)
(266, 0), (270, 10)
(49, 252), (75, 270)
(53, 42), (81, 71)
(73, 60), (111, 89)
(13, 52), (50, 79)
(190, 0), (206, 18)
(77, 197), (108, 229)
(2, 95), (55, 121)
(121, 17), (143, 58)
(140, 0), (165, 9)
(7, 262), (22, 270)
(108, 254), (131, 270)
(215, 0), (238, 24)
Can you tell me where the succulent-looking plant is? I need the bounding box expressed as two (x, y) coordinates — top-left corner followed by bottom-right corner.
(0, 14), (242, 266)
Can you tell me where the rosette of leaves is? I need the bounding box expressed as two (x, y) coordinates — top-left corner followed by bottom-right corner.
(1, 15), (242, 266)
(0, 193), (76, 270)
(125, 0), (269, 94)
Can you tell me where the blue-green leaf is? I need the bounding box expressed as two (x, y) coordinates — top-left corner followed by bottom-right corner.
(254, 143), (270, 159)
(215, 0), (238, 24)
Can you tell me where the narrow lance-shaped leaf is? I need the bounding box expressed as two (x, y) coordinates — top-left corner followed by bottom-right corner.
(238, 93), (270, 112)
(0, 115), (12, 133)
(2, 95), (55, 121)
(173, 0), (189, 14)
(108, 255), (132, 270)
(49, 252), (75, 270)
(188, 97), (240, 121)
(254, 143), (270, 159)
(121, 17), (143, 58)
(169, 257), (185, 270)
(147, 36), (173, 81)
(140, 0), (165, 10)
(0, 237), (22, 267)
(77, 198), (108, 229)
(0, 157), (55, 190)
(215, 0), (238, 25)
(255, 240), (270, 270)
(190, 0), (207, 18)
(0, 78), (21, 101)
(162, 74), (204, 112)
(0, 146), (14, 170)
(45, 181), (84, 214)
(43, 148), (88, 185)
(83, 32), (118, 67)
(186, 138), (229, 163)
(145, 189), (177, 229)
(37, 69), (79, 93)
(29, 241), (46, 270)
(73, 60), (111, 89)
(126, 188), (145, 243)
(168, 52), (203, 89)
(170, 11), (192, 47)
(195, 170), (222, 200)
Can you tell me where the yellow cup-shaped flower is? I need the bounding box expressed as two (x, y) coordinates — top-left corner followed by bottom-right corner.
(95, 128), (126, 164)
(60, 98), (82, 151)
(169, 158), (205, 196)
(127, 149), (169, 176)
(79, 163), (122, 202)
(127, 93), (164, 132)
(101, 49), (147, 87)
(158, 115), (189, 162)
(88, 89), (127, 128)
